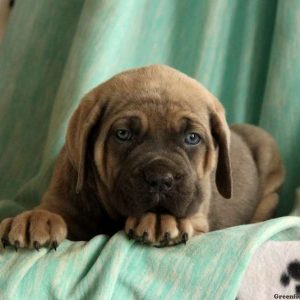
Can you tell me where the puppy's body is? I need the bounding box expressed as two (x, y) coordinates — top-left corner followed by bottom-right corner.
(0, 65), (284, 248)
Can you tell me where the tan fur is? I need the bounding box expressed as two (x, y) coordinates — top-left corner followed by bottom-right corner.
(0, 65), (284, 249)
(230, 124), (284, 223)
(1, 210), (67, 249)
(125, 213), (199, 246)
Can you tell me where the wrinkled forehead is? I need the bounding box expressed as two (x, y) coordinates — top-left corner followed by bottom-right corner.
(103, 81), (211, 132)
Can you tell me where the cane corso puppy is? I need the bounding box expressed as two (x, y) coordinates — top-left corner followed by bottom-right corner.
(0, 65), (284, 249)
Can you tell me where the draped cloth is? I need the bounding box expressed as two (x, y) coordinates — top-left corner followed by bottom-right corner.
(0, 1), (300, 299)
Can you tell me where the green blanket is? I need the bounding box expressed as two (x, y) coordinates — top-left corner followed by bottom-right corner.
(0, 218), (300, 300)
(1, 1), (300, 299)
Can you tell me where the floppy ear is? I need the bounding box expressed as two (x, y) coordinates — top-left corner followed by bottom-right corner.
(65, 92), (107, 194)
(210, 104), (232, 199)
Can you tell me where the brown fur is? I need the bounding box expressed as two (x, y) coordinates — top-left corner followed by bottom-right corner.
(0, 65), (284, 248)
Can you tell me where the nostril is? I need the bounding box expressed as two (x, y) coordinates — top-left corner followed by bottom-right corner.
(174, 174), (183, 181)
(164, 176), (173, 188)
(149, 181), (159, 188)
(160, 174), (174, 192)
(165, 181), (172, 188)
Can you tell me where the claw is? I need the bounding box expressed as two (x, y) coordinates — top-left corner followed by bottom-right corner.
(33, 241), (40, 251)
(127, 229), (134, 240)
(161, 232), (171, 246)
(182, 232), (188, 244)
(50, 240), (58, 251)
(141, 232), (149, 244)
(1, 238), (8, 249)
(14, 241), (20, 252)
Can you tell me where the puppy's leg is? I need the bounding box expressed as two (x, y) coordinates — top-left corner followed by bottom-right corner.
(125, 211), (209, 247)
(231, 124), (285, 223)
(250, 193), (278, 223)
(0, 148), (81, 250)
(0, 209), (67, 250)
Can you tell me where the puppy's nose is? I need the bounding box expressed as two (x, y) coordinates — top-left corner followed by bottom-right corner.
(144, 172), (174, 193)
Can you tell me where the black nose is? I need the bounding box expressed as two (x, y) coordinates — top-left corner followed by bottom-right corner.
(144, 172), (174, 193)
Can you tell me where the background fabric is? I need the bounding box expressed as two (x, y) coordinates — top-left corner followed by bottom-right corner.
(0, 0), (300, 299)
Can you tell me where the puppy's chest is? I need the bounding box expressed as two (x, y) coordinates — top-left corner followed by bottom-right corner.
(70, 194), (123, 239)
(69, 212), (123, 240)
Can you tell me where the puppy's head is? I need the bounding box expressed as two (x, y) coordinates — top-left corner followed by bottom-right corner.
(66, 65), (232, 219)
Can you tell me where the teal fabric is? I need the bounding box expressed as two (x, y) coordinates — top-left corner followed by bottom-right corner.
(1, 0), (300, 299)
(1, 218), (300, 300)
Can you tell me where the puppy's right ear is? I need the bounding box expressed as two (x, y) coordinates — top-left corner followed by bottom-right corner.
(65, 90), (108, 194)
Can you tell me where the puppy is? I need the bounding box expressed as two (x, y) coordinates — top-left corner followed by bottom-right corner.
(0, 65), (284, 249)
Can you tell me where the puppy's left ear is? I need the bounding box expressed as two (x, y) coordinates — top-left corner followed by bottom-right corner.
(65, 90), (108, 193)
(210, 102), (232, 199)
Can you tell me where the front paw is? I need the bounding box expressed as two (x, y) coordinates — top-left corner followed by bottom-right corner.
(0, 209), (67, 251)
(125, 213), (197, 247)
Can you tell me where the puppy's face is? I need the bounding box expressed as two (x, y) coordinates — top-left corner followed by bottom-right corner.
(67, 65), (231, 220)
(100, 102), (212, 218)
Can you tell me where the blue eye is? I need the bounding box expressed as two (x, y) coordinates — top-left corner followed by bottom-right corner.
(184, 133), (201, 145)
(115, 129), (132, 141)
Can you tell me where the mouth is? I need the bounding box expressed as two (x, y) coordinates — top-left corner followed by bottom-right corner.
(145, 193), (173, 214)
(147, 204), (172, 214)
